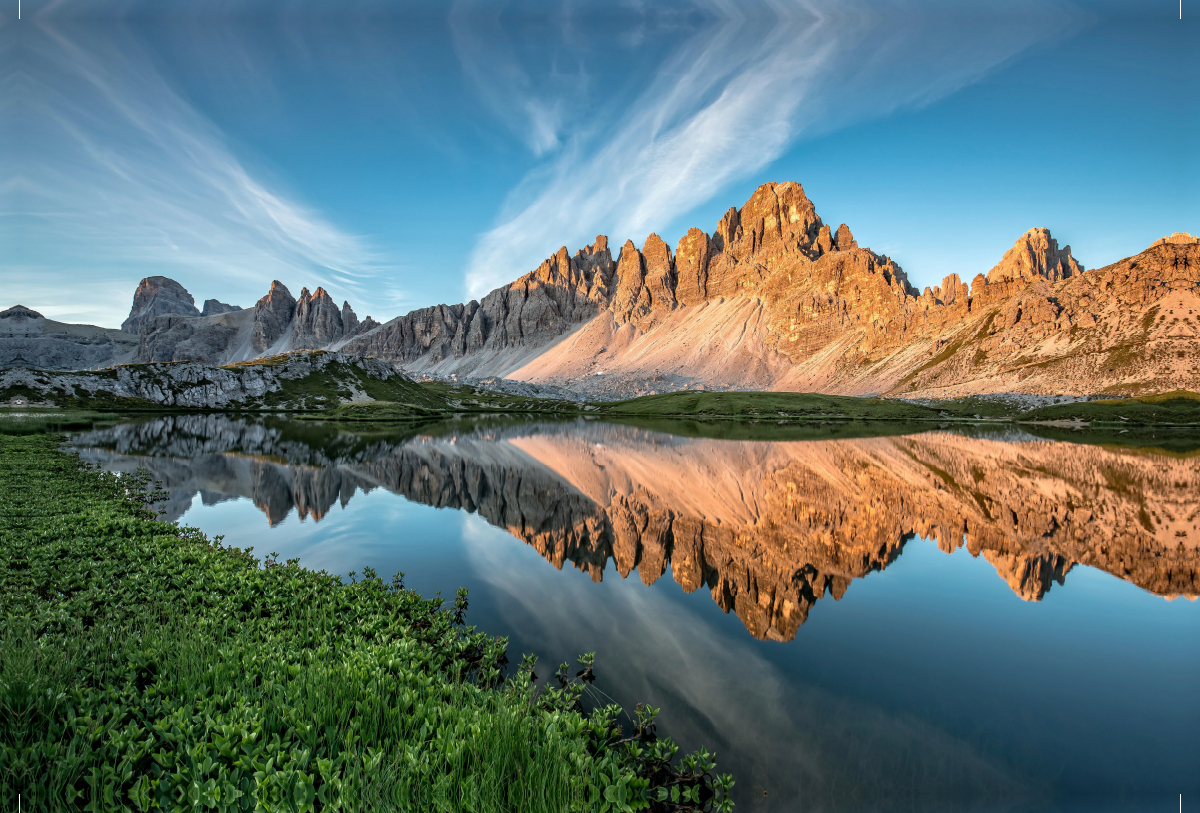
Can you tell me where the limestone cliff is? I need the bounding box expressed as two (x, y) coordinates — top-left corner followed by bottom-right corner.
(121, 277), (200, 334)
(251, 281), (298, 353)
(341, 238), (615, 375)
(336, 182), (1198, 397)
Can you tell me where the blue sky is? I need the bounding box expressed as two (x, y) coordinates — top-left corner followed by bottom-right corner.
(1, 0), (1195, 328)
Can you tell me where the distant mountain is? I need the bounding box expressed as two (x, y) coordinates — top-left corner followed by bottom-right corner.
(0, 304), (138, 371)
(128, 282), (377, 366)
(4, 181), (1197, 395)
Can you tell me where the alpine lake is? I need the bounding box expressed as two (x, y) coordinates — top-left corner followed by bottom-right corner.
(66, 413), (1200, 813)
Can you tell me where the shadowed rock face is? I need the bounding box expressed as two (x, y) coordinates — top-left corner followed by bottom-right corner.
(1, 304), (139, 370)
(341, 238), (616, 375)
(292, 287), (348, 349)
(201, 299), (242, 317)
(134, 313), (243, 364)
(73, 418), (1200, 641)
(252, 281), (298, 352)
(121, 277), (200, 334)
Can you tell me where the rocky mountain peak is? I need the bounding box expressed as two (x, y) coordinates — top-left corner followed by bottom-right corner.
(121, 276), (200, 334)
(612, 239), (650, 326)
(834, 223), (857, 251)
(251, 281), (297, 352)
(292, 287), (346, 349)
(201, 299), (243, 317)
(1, 305), (45, 324)
(341, 301), (360, 336)
(987, 228), (1083, 284)
(641, 233), (676, 310)
(714, 207), (742, 253)
(718, 181), (824, 259)
(675, 227), (711, 306)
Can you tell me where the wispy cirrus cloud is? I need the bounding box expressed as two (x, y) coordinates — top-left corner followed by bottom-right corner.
(457, 0), (1085, 298)
(1, 18), (399, 326)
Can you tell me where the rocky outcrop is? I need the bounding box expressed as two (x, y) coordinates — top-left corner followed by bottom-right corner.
(133, 311), (247, 364)
(986, 227), (1082, 283)
(341, 238), (616, 373)
(292, 287), (350, 349)
(2, 305), (42, 322)
(1153, 231), (1198, 247)
(2, 351), (404, 409)
(1, 305), (139, 371)
(251, 281), (298, 353)
(121, 277), (200, 334)
(201, 299), (242, 317)
(71, 418), (1200, 642)
(341, 302), (360, 337)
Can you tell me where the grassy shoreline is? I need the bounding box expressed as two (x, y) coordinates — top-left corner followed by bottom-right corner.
(6, 355), (1199, 428)
(0, 435), (733, 812)
(8, 391), (1200, 429)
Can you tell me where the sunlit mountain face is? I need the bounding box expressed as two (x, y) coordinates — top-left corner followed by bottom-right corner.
(72, 416), (1200, 639)
(69, 416), (1200, 808)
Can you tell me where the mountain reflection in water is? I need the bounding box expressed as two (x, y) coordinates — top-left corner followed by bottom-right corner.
(72, 415), (1200, 641)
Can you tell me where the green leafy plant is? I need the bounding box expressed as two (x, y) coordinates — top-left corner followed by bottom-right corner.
(0, 434), (734, 811)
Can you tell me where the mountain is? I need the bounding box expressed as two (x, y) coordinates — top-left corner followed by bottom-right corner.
(121, 276), (201, 334)
(0, 304), (139, 371)
(72, 417), (1200, 641)
(4, 181), (1196, 396)
(129, 281), (377, 365)
(338, 183), (1198, 397)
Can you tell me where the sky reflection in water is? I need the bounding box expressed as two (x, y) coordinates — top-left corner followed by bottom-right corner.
(72, 416), (1200, 812)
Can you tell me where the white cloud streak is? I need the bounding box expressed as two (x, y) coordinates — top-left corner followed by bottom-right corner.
(459, 0), (1084, 298)
(1, 19), (397, 327)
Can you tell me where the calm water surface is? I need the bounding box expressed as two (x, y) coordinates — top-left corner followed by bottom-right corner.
(70, 416), (1200, 813)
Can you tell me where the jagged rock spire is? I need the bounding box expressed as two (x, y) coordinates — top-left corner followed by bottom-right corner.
(251, 281), (297, 352)
(987, 228), (1083, 283)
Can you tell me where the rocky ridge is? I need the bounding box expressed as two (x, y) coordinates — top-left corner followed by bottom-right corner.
(6, 182), (1196, 398)
(130, 280), (375, 365)
(339, 183), (1198, 398)
(0, 351), (403, 409)
(72, 418), (1200, 641)
(1, 305), (139, 371)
